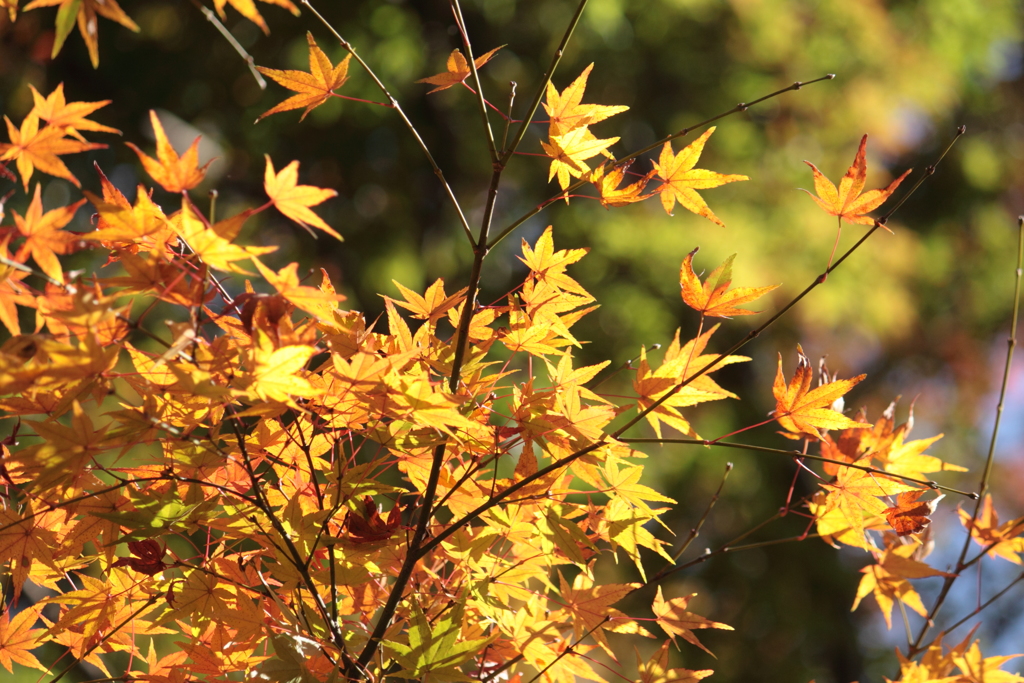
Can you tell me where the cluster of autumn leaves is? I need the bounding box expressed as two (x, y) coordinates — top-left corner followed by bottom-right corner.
(1, 22), (1024, 683)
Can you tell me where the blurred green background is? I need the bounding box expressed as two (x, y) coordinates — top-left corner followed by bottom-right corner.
(2, 0), (1024, 681)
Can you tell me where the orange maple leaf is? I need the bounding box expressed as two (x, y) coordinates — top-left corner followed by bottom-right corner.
(417, 46), (503, 94)
(213, 0), (300, 35)
(263, 155), (340, 240)
(802, 134), (911, 231)
(959, 495), (1024, 564)
(0, 112), (106, 189)
(29, 83), (120, 141)
(588, 162), (656, 208)
(543, 64), (628, 137)
(883, 490), (944, 536)
(772, 345), (867, 439)
(126, 111), (214, 193)
(653, 127), (748, 226)
(651, 587), (733, 656)
(0, 605), (46, 673)
(257, 32), (352, 121)
(23, 0), (139, 68)
(11, 183), (87, 284)
(679, 248), (779, 318)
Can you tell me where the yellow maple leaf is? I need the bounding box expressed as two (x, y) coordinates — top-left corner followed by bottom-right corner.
(263, 155), (340, 240)
(651, 586), (733, 656)
(544, 64), (629, 137)
(541, 126), (619, 190)
(653, 127), (747, 226)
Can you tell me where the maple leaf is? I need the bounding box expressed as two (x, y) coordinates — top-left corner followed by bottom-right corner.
(213, 0), (300, 35)
(541, 127), (620, 190)
(344, 496), (401, 543)
(883, 490), (944, 537)
(802, 134), (911, 231)
(173, 196), (275, 273)
(959, 495), (1024, 564)
(653, 127), (748, 226)
(0, 112), (106, 189)
(126, 111), (214, 193)
(11, 183), (87, 284)
(679, 248), (779, 317)
(772, 345), (867, 439)
(0, 0), (15, 20)
(852, 540), (954, 629)
(0, 605), (46, 673)
(544, 64), (629, 137)
(636, 643), (713, 683)
(263, 155), (341, 240)
(29, 83), (120, 141)
(589, 162), (657, 208)
(389, 278), (467, 325)
(385, 599), (495, 682)
(651, 587), (732, 656)
(518, 225), (589, 296)
(244, 329), (323, 406)
(24, 0), (139, 68)
(257, 32), (352, 121)
(417, 46), (503, 94)
(952, 641), (1024, 683)
(819, 461), (918, 543)
(555, 571), (640, 651)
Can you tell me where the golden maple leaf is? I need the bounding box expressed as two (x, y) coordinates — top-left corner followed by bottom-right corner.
(263, 155), (340, 240)
(651, 587), (733, 656)
(653, 127), (748, 226)
(679, 247), (779, 317)
(541, 127), (619, 190)
(29, 83), (120, 141)
(543, 64), (628, 137)
(0, 112), (106, 189)
(257, 32), (352, 121)
(802, 134), (911, 231)
(417, 46), (503, 94)
(126, 111), (214, 193)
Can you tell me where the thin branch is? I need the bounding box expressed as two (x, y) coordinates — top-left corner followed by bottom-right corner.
(190, 0), (266, 89)
(301, 0), (475, 245)
(674, 462), (732, 561)
(500, 0), (590, 166)
(942, 570), (1024, 636)
(623, 438), (977, 498)
(487, 74), (836, 250)
(909, 211), (1023, 654)
(450, 0), (497, 161)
